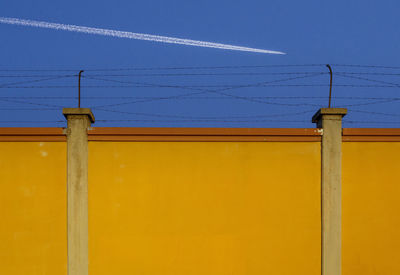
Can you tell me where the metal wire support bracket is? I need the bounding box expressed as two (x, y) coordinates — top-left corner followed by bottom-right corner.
(326, 64), (333, 108)
(78, 70), (84, 108)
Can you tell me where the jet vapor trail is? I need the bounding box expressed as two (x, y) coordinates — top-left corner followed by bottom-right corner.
(0, 17), (285, 55)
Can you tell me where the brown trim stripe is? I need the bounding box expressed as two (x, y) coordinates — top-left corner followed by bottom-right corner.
(343, 128), (400, 142)
(1, 127), (400, 142)
(0, 128), (66, 142)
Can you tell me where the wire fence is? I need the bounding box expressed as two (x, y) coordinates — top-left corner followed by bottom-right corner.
(0, 64), (399, 127)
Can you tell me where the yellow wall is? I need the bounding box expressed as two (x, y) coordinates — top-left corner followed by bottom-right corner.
(3, 139), (398, 274)
(88, 142), (321, 275)
(0, 142), (67, 275)
(343, 142), (400, 275)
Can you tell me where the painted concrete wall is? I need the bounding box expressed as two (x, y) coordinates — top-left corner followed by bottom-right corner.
(342, 142), (400, 275)
(88, 142), (321, 275)
(0, 142), (67, 275)
(1, 138), (400, 275)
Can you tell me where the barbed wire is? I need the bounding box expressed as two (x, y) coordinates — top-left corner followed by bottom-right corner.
(94, 108), (316, 120)
(1, 107), (398, 121)
(335, 73), (400, 88)
(0, 64), (399, 127)
(1, 84), (399, 89)
(2, 71), (400, 79)
(0, 75), (75, 88)
(95, 119), (309, 123)
(350, 109), (400, 117)
(0, 108), (58, 111)
(331, 64), (400, 69)
(90, 73), (326, 108)
(1, 96), (399, 100)
(0, 72), (325, 77)
(0, 64), (326, 72)
(341, 98), (400, 107)
(0, 98), (64, 108)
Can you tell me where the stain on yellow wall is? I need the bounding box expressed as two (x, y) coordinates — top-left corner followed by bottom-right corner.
(343, 142), (400, 275)
(89, 142), (321, 275)
(0, 142), (67, 275)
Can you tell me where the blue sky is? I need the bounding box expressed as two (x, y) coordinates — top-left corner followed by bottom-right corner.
(0, 0), (399, 127)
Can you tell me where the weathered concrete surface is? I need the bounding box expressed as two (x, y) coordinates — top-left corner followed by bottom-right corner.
(313, 108), (347, 275)
(63, 108), (94, 275)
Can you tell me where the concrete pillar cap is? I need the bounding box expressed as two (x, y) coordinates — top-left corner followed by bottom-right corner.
(312, 108), (347, 123)
(63, 108), (95, 123)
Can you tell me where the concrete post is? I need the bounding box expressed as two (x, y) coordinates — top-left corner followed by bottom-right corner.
(63, 108), (95, 275)
(312, 108), (347, 275)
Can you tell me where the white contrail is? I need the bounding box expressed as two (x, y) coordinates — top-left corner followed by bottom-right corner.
(0, 17), (285, 55)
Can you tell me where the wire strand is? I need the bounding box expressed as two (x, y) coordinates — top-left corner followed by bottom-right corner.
(95, 108), (316, 120)
(90, 73), (326, 108)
